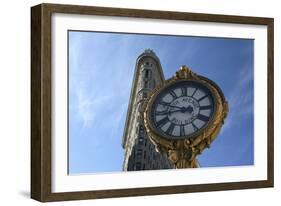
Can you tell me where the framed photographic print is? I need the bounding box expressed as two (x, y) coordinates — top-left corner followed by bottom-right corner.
(31, 3), (274, 202)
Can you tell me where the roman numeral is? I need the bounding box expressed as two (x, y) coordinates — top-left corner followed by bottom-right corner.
(197, 114), (210, 122)
(191, 122), (199, 131)
(169, 90), (177, 99)
(191, 88), (198, 97)
(156, 117), (169, 128)
(200, 105), (212, 110)
(180, 125), (185, 136)
(159, 101), (170, 106)
(181, 87), (187, 97)
(197, 94), (209, 102)
(155, 110), (169, 115)
(166, 123), (175, 135)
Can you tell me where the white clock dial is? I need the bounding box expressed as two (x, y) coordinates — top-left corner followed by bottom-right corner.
(150, 81), (215, 139)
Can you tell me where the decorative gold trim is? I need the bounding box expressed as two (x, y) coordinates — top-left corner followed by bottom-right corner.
(176, 65), (199, 79)
(143, 66), (228, 168)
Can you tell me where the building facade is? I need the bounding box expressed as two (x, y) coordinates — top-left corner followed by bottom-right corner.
(122, 49), (173, 171)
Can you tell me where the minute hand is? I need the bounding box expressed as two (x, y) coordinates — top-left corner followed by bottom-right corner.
(169, 109), (182, 114)
(169, 105), (183, 110)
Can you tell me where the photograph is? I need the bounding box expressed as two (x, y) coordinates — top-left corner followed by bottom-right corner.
(68, 31), (254, 174)
(31, 3), (273, 201)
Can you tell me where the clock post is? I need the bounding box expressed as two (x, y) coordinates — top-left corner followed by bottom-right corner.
(143, 66), (228, 169)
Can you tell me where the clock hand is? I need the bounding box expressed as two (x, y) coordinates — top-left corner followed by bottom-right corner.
(169, 106), (194, 114)
(185, 106), (194, 113)
(169, 108), (189, 114)
(168, 105), (183, 110)
(169, 106), (192, 113)
(168, 109), (181, 114)
(157, 108), (183, 115)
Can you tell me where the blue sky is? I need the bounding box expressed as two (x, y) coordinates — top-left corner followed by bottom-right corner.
(68, 31), (254, 174)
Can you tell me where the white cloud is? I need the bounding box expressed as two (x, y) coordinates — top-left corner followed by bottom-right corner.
(221, 64), (253, 135)
(76, 87), (112, 128)
(229, 64), (253, 112)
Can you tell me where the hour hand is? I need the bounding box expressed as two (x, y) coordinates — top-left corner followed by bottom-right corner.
(185, 106), (194, 113)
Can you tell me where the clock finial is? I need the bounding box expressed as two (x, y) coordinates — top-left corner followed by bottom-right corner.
(176, 65), (197, 79)
(180, 65), (190, 71)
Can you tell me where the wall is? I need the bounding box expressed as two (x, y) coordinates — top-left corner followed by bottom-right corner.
(0, 0), (279, 205)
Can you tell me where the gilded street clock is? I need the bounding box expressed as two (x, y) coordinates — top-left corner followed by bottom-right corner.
(143, 66), (228, 168)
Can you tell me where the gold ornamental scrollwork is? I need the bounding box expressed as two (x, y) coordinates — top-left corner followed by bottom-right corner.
(143, 65), (228, 169)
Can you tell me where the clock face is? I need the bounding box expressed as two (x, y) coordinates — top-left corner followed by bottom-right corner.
(149, 80), (215, 139)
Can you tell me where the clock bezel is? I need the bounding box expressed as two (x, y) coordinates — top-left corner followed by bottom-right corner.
(148, 79), (217, 140)
(143, 68), (228, 152)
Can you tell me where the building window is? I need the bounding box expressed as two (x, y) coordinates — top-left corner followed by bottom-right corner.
(138, 137), (144, 145)
(144, 69), (152, 79)
(136, 162), (141, 170)
(144, 80), (148, 88)
(136, 149), (142, 157)
(143, 164), (146, 170)
(145, 69), (149, 78)
(144, 151), (146, 159)
(143, 92), (147, 98)
(139, 125), (144, 134)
